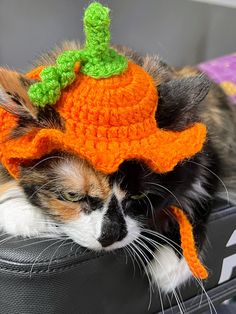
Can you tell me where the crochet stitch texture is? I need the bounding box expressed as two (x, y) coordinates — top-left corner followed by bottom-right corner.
(0, 2), (207, 179)
(28, 2), (127, 107)
(171, 206), (208, 279)
(0, 61), (206, 179)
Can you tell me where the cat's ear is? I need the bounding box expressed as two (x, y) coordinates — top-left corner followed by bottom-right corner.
(156, 74), (210, 131)
(0, 67), (38, 119)
(0, 68), (64, 138)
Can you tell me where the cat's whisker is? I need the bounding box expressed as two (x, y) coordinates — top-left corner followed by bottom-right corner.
(27, 155), (67, 173)
(0, 235), (16, 247)
(130, 242), (154, 310)
(69, 240), (79, 252)
(47, 240), (72, 271)
(139, 236), (211, 314)
(141, 228), (182, 251)
(74, 245), (89, 256)
(1, 220), (63, 227)
(143, 193), (156, 226)
(142, 167), (155, 179)
(13, 237), (68, 249)
(29, 239), (66, 278)
(28, 178), (62, 199)
(138, 231), (216, 314)
(133, 239), (177, 313)
(134, 239), (169, 314)
(145, 182), (184, 218)
(139, 238), (181, 313)
(135, 237), (186, 314)
(193, 278), (216, 314)
(138, 235), (188, 312)
(127, 243), (142, 274)
(0, 196), (26, 205)
(122, 247), (128, 265)
(123, 245), (137, 277)
(186, 160), (230, 205)
(198, 284), (204, 308)
(0, 232), (14, 237)
(140, 198), (150, 218)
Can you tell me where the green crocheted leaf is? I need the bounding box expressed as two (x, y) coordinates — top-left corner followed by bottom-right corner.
(28, 67), (61, 107)
(28, 2), (128, 107)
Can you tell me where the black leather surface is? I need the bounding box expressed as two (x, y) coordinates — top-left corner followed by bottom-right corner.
(0, 198), (235, 314)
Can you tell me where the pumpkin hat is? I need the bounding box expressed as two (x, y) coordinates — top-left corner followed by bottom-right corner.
(0, 2), (206, 179)
(0, 2), (208, 279)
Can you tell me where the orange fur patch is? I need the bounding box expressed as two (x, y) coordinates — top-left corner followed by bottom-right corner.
(0, 68), (38, 118)
(57, 159), (110, 201)
(49, 199), (81, 221)
(0, 181), (18, 196)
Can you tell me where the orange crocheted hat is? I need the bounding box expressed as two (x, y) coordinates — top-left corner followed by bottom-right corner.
(0, 2), (206, 180)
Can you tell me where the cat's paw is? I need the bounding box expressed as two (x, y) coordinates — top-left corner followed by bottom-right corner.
(0, 185), (59, 238)
(146, 245), (192, 293)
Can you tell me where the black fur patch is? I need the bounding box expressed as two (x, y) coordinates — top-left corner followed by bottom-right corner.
(98, 195), (127, 247)
(6, 91), (26, 106)
(10, 105), (65, 139)
(111, 139), (220, 253)
(157, 75), (210, 130)
(86, 196), (103, 211)
(19, 76), (34, 88)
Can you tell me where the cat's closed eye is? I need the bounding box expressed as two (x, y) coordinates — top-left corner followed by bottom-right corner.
(60, 191), (85, 202)
(59, 191), (103, 212)
(130, 193), (146, 200)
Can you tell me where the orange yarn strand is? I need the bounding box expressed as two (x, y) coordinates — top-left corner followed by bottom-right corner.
(25, 66), (45, 80)
(170, 206), (208, 279)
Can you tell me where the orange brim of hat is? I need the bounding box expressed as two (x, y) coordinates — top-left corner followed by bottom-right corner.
(1, 119), (206, 179)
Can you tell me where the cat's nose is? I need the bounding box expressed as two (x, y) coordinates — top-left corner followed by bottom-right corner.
(98, 222), (127, 247)
(98, 195), (128, 247)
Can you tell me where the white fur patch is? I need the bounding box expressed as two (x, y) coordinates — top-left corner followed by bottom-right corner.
(0, 184), (60, 238)
(104, 216), (140, 251)
(191, 179), (209, 198)
(61, 207), (106, 250)
(147, 245), (192, 293)
(0, 180), (141, 252)
(113, 184), (126, 202)
(61, 211), (140, 251)
(61, 189), (141, 251)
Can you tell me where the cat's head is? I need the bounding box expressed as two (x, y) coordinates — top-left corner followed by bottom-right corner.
(0, 48), (210, 250)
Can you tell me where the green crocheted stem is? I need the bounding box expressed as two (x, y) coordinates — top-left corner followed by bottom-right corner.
(28, 2), (128, 107)
(81, 2), (128, 78)
(84, 2), (110, 58)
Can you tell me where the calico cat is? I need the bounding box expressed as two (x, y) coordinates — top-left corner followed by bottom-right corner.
(0, 42), (235, 293)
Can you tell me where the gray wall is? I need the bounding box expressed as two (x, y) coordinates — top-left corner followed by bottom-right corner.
(0, 0), (236, 71)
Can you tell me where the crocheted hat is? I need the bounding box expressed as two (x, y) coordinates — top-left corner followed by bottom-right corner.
(0, 2), (206, 179)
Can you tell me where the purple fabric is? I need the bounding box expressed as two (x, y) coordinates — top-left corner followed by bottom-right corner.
(198, 53), (236, 103)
